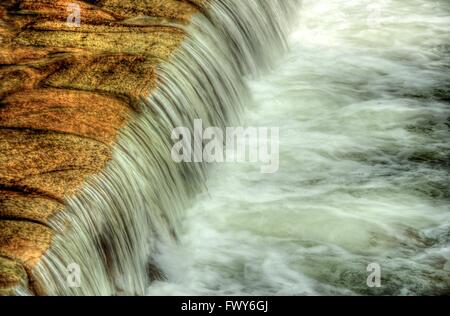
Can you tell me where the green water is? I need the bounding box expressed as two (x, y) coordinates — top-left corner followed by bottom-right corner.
(148, 0), (450, 295)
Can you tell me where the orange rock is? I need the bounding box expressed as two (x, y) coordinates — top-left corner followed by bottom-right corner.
(0, 0), (204, 295)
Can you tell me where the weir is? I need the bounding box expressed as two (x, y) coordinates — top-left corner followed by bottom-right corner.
(0, 0), (301, 295)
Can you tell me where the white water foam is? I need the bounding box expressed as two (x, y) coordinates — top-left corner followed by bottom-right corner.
(148, 0), (450, 295)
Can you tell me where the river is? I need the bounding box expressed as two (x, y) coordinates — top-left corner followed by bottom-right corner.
(147, 0), (450, 295)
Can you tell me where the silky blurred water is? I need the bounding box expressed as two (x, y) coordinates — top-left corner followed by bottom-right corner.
(147, 0), (450, 295)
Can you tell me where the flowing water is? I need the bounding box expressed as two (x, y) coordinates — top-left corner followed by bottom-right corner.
(147, 0), (450, 295)
(31, 0), (300, 296)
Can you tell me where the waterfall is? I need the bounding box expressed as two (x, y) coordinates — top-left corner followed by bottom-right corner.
(29, 0), (301, 296)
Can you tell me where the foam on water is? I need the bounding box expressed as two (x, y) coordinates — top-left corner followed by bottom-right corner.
(147, 0), (450, 295)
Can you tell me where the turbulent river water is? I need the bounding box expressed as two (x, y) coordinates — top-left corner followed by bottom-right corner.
(147, 0), (450, 295)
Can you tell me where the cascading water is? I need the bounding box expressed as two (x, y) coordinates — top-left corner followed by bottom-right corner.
(147, 0), (450, 295)
(30, 0), (301, 295)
